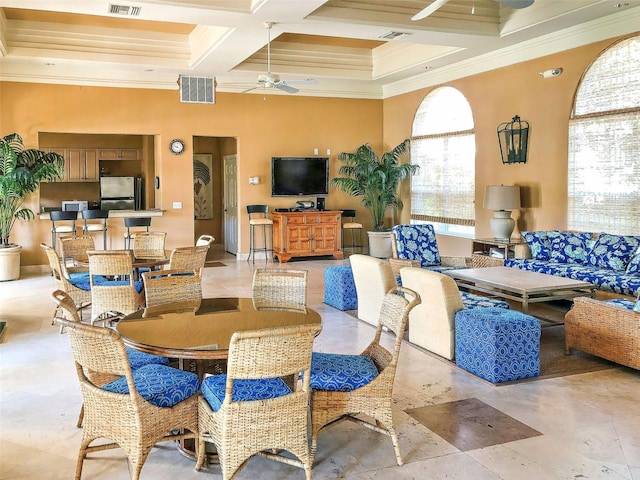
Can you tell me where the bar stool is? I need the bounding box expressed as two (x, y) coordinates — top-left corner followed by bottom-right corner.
(123, 217), (151, 249)
(50, 210), (78, 253)
(247, 205), (273, 264)
(341, 209), (363, 254)
(81, 210), (109, 249)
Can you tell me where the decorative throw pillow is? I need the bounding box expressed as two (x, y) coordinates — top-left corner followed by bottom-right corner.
(625, 247), (640, 275)
(587, 233), (640, 272)
(392, 224), (441, 267)
(521, 231), (553, 261)
(547, 231), (591, 264)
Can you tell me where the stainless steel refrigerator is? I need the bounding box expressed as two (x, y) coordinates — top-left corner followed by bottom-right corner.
(100, 176), (143, 210)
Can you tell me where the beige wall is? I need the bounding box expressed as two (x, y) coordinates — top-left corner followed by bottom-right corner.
(383, 36), (625, 256)
(0, 82), (381, 265)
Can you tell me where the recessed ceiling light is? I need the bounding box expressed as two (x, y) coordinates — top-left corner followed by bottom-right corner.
(45, 62), (55, 66)
(614, 3), (630, 8)
(145, 69), (154, 72)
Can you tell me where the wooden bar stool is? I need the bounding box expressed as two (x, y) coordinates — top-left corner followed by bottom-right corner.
(81, 209), (109, 249)
(50, 210), (78, 253)
(341, 209), (363, 254)
(247, 205), (273, 264)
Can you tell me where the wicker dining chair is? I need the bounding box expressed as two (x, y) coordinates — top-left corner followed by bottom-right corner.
(59, 235), (95, 272)
(41, 243), (92, 324)
(51, 289), (170, 428)
(168, 245), (209, 275)
(142, 269), (202, 310)
(87, 250), (143, 326)
(54, 314), (199, 480)
(309, 286), (420, 467)
(251, 268), (308, 311)
(195, 323), (321, 480)
(131, 231), (166, 260)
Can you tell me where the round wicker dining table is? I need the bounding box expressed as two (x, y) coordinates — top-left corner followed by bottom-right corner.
(117, 297), (322, 461)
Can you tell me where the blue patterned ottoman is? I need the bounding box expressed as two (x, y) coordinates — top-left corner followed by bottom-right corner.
(455, 307), (540, 383)
(324, 266), (357, 311)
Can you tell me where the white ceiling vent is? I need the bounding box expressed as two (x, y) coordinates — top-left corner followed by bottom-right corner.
(108, 4), (141, 16)
(179, 76), (215, 104)
(379, 31), (411, 40)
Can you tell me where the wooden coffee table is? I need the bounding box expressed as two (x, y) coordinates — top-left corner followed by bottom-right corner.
(446, 266), (595, 312)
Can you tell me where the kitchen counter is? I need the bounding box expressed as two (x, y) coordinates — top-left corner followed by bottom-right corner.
(38, 209), (164, 220)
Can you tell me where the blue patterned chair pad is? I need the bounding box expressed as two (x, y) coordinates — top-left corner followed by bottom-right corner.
(69, 275), (143, 294)
(309, 352), (379, 392)
(102, 363), (200, 408)
(125, 347), (170, 369)
(603, 298), (636, 311)
(201, 374), (291, 412)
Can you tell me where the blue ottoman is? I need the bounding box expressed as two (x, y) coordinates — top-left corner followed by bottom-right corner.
(455, 307), (540, 383)
(324, 266), (357, 311)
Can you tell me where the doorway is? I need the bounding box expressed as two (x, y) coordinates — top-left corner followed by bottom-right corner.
(193, 136), (238, 257)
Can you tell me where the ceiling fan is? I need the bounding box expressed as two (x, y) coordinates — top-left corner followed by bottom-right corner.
(243, 22), (318, 94)
(412, 0), (534, 21)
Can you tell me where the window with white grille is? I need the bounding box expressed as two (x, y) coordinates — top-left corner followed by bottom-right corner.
(410, 86), (475, 235)
(568, 35), (640, 234)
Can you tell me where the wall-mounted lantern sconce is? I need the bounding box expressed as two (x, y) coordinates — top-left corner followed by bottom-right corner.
(249, 176), (259, 185)
(497, 115), (529, 164)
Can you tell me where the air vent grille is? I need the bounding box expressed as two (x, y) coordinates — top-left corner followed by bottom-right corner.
(108, 4), (142, 16)
(379, 31), (411, 40)
(179, 76), (215, 104)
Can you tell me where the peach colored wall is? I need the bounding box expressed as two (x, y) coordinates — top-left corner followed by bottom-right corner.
(383, 37), (624, 256)
(0, 82), (381, 265)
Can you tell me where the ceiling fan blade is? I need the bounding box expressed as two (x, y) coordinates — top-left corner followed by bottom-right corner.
(495, 0), (534, 8)
(412, 0), (450, 21)
(275, 83), (299, 94)
(284, 78), (319, 85)
(242, 85), (259, 93)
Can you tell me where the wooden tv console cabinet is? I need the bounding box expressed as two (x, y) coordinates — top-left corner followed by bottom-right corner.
(272, 211), (344, 263)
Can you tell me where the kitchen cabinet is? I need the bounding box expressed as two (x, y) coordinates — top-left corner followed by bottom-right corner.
(48, 148), (99, 182)
(98, 148), (141, 160)
(272, 211), (343, 263)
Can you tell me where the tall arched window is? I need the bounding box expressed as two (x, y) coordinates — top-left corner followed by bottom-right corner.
(568, 35), (640, 234)
(410, 86), (475, 236)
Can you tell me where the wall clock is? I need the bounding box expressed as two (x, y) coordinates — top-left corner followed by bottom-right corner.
(169, 139), (185, 155)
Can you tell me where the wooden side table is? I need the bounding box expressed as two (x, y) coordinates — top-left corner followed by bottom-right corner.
(471, 238), (526, 268)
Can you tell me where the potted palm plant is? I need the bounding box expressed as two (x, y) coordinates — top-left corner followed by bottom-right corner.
(0, 133), (64, 280)
(331, 139), (419, 258)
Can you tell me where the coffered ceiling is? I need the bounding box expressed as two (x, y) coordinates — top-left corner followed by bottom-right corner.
(0, 0), (638, 99)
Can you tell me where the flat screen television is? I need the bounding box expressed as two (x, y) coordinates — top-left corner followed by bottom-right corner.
(271, 156), (329, 197)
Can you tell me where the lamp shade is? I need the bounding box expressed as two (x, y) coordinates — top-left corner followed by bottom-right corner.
(483, 185), (521, 211)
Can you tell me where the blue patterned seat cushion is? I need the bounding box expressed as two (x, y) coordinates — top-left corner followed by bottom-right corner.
(201, 374), (291, 412)
(392, 224), (441, 267)
(91, 278), (144, 294)
(125, 347), (170, 369)
(604, 298), (636, 311)
(547, 231), (592, 264)
(461, 292), (510, 310)
(102, 364), (200, 408)
(309, 352), (379, 392)
(586, 233), (640, 272)
(69, 274), (108, 291)
(505, 258), (640, 298)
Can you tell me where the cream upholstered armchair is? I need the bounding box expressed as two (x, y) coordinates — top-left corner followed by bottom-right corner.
(399, 267), (509, 360)
(349, 254), (396, 326)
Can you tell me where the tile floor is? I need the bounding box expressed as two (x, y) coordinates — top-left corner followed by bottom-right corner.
(1, 252), (639, 480)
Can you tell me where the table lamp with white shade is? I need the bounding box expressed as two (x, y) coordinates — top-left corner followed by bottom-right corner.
(483, 185), (521, 241)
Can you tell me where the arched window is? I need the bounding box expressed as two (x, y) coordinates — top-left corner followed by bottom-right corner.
(410, 86), (475, 236)
(568, 35), (640, 234)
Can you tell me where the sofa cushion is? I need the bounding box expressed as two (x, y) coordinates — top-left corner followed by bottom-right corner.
(547, 231), (592, 264)
(392, 224), (441, 267)
(626, 248), (640, 275)
(587, 233), (640, 272)
(522, 231), (554, 261)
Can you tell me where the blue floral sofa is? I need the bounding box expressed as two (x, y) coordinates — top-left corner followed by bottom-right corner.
(506, 231), (640, 298)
